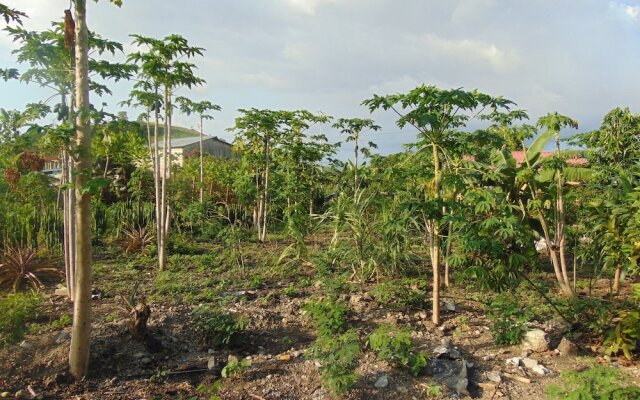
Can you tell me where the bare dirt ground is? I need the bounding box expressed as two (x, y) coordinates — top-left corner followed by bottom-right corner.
(1, 248), (639, 400)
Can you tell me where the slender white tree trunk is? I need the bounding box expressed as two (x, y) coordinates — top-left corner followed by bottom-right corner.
(199, 115), (204, 203)
(69, 0), (92, 379)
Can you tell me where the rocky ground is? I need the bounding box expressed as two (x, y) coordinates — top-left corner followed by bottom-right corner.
(0, 249), (638, 400)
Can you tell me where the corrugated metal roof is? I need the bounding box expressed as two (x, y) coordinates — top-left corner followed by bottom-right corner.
(157, 135), (232, 148)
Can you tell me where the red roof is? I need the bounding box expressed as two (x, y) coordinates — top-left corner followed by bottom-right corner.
(511, 151), (587, 166)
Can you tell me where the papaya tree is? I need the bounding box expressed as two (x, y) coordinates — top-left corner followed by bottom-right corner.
(128, 34), (205, 270)
(332, 118), (380, 191)
(363, 85), (514, 325)
(175, 97), (221, 203)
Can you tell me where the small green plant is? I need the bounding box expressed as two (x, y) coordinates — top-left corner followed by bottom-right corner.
(308, 329), (361, 395)
(50, 313), (72, 330)
(0, 246), (62, 292)
(192, 306), (249, 348)
(371, 279), (429, 309)
(605, 310), (640, 360)
(221, 355), (252, 378)
(0, 291), (43, 346)
(281, 336), (292, 347)
(486, 294), (530, 345)
(546, 365), (640, 399)
(368, 324), (428, 376)
(283, 284), (298, 297)
(196, 381), (223, 400)
(303, 299), (347, 336)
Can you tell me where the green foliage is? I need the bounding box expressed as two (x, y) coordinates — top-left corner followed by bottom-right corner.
(547, 365), (640, 399)
(196, 381), (223, 400)
(0, 291), (43, 346)
(303, 299), (347, 336)
(50, 313), (72, 330)
(192, 306), (249, 348)
(221, 355), (252, 378)
(371, 279), (429, 309)
(605, 310), (640, 360)
(486, 294), (531, 345)
(0, 246), (62, 292)
(368, 324), (428, 376)
(308, 329), (361, 395)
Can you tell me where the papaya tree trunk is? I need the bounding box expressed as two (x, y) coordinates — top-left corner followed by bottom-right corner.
(69, 0), (92, 379)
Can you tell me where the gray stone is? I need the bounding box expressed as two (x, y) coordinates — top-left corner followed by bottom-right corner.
(506, 357), (522, 367)
(207, 356), (217, 370)
(521, 329), (550, 352)
(486, 371), (502, 383)
(396, 385), (408, 393)
(55, 331), (70, 344)
(140, 357), (152, 364)
(374, 374), (389, 388)
(557, 337), (578, 356)
(531, 364), (549, 375)
(444, 300), (457, 312)
(521, 358), (539, 369)
(429, 358), (469, 395)
(133, 352), (145, 359)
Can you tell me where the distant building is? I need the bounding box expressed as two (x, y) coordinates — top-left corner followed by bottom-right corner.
(41, 155), (62, 180)
(157, 136), (233, 169)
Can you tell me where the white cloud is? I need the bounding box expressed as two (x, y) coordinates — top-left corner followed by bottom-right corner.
(609, 2), (640, 20)
(411, 34), (520, 71)
(625, 4), (640, 19)
(286, 0), (343, 16)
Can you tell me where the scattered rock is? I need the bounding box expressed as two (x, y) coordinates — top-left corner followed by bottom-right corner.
(207, 356), (218, 370)
(531, 364), (549, 375)
(545, 317), (571, 338)
(506, 357), (522, 367)
(444, 300), (457, 312)
(55, 331), (70, 344)
(278, 354), (292, 361)
(428, 343), (470, 395)
(374, 374), (389, 388)
(521, 358), (539, 369)
(396, 385), (408, 393)
(140, 357), (152, 365)
(521, 329), (550, 352)
(133, 352), (145, 359)
(486, 371), (502, 383)
(557, 337), (578, 356)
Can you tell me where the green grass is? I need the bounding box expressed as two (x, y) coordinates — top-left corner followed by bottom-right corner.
(155, 125), (201, 140)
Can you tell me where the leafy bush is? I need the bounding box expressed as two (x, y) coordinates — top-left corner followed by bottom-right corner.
(0, 291), (43, 346)
(368, 324), (428, 376)
(605, 310), (640, 360)
(221, 355), (252, 378)
(121, 224), (155, 254)
(546, 365), (640, 399)
(486, 294), (530, 345)
(192, 306), (249, 348)
(303, 299), (347, 336)
(50, 313), (72, 330)
(308, 329), (361, 395)
(0, 246), (62, 292)
(371, 278), (429, 309)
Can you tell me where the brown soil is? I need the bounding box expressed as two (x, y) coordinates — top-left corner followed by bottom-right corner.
(1, 271), (639, 400)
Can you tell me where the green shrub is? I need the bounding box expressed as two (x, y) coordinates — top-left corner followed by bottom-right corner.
(605, 310), (640, 360)
(50, 313), (72, 330)
(486, 294), (530, 345)
(221, 355), (252, 378)
(0, 291), (43, 346)
(368, 324), (428, 376)
(546, 365), (640, 399)
(192, 306), (249, 348)
(303, 299), (347, 336)
(308, 329), (361, 395)
(371, 279), (429, 309)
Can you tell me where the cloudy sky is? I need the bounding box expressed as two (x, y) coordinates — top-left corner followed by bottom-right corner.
(1, 0), (639, 157)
